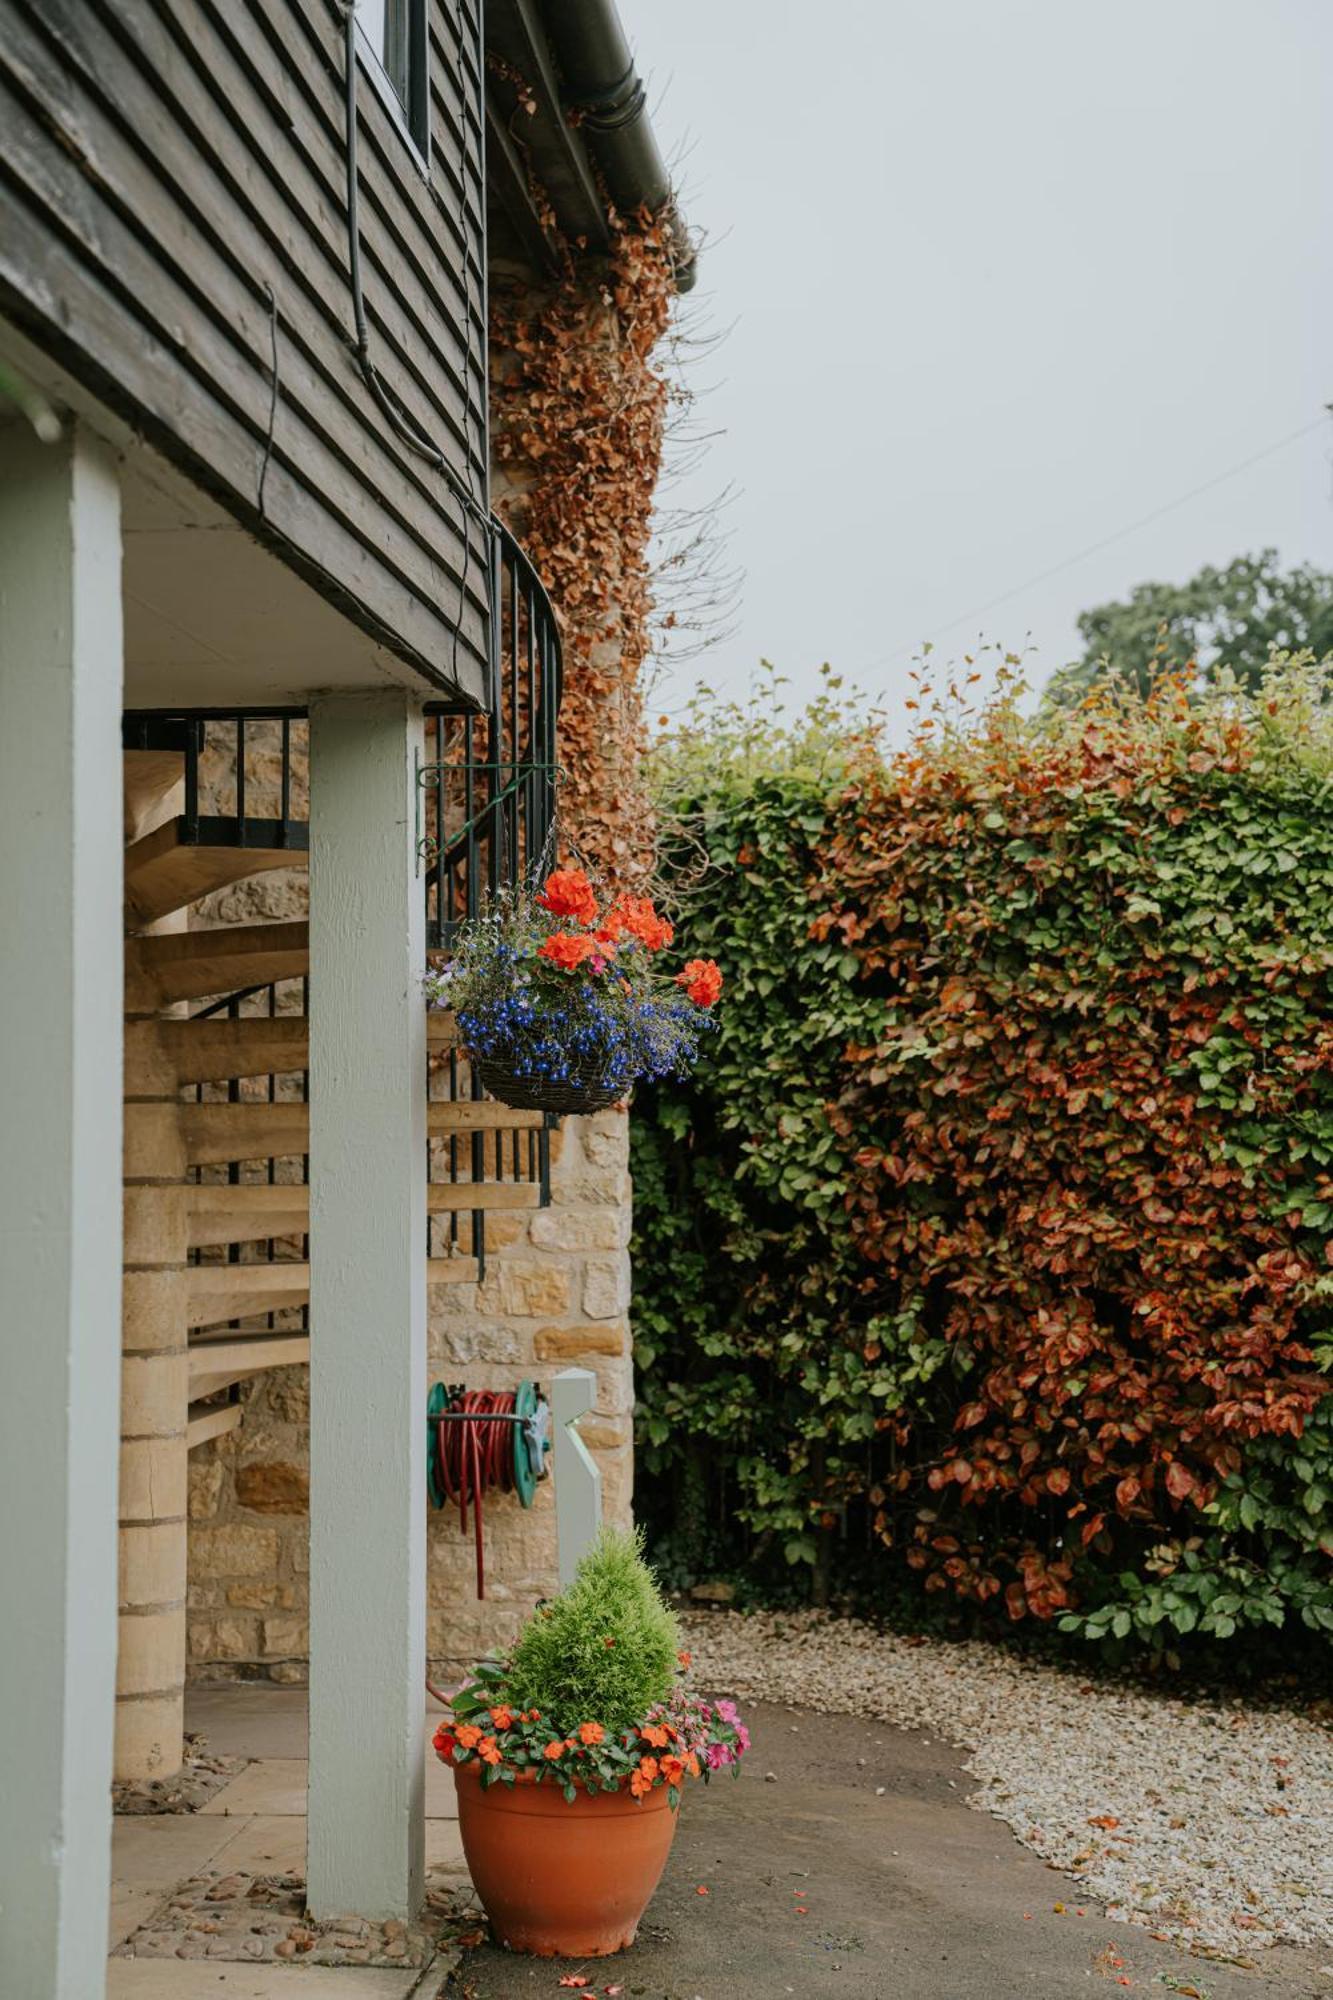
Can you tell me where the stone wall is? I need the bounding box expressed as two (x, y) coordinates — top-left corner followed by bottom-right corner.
(425, 1105), (634, 1672)
(185, 1084), (634, 1683)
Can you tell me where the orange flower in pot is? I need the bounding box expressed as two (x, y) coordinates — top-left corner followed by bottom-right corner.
(433, 1529), (748, 1958)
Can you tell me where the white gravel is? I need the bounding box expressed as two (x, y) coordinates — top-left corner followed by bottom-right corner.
(682, 1609), (1333, 1958)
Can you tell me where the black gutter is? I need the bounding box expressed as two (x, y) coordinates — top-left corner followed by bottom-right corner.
(539, 0), (697, 291)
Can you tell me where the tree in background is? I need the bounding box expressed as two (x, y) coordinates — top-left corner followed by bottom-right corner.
(1046, 549), (1333, 703)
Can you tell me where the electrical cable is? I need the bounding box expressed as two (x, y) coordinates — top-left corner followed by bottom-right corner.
(864, 410), (1332, 674)
(256, 282), (280, 517)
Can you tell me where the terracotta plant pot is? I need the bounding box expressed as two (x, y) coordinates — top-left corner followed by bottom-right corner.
(453, 1760), (679, 1957)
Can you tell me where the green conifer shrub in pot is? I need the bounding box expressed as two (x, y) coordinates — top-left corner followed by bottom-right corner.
(433, 1529), (749, 1957)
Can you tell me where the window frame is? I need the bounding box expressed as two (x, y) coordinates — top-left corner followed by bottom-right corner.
(354, 0), (431, 176)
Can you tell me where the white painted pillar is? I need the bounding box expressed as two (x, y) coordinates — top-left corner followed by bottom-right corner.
(0, 420), (123, 1998)
(551, 1368), (602, 1587)
(307, 691), (427, 1920)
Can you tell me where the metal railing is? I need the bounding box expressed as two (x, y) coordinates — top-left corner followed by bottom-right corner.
(124, 516), (562, 1304)
(420, 524), (562, 949)
(421, 521), (563, 1268)
(122, 711), (309, 855)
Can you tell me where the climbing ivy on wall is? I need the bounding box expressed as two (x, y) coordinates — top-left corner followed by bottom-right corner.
(632, 662), (1333, 1659)
(489, 210), (677, 885)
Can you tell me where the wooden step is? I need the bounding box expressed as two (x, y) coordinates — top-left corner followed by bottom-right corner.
(127, 1010), (459, 1091)
(125, 820), (307, 928)
(427, 1101), (544, 1134)
(187, 1183), (310, 1249)
(127, 921), (309, 1010)
(427, 1182), (541, 1213)
(189, 1332), (311, 1396)
(178, 1097), (538, 1167)
(186, 1401), (243, 1451)
(187, 1262), (310, 1330)
(124, 748), (184, 844)
(180, 1102), (309, 1167)
(186, 1176), (536, 1246)
(127, 1015), (309, 1091)
(427, 1257), (480, 1286)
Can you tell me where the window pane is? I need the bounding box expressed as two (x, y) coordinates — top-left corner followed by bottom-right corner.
(358, 0), (387, 63)
(383, 0), (411, 109)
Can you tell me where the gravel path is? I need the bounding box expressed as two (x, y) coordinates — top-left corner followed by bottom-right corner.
(681, 1609), (1333, 1960)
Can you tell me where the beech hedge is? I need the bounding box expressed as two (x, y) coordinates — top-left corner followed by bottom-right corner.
(631, 663), (1333, 1658)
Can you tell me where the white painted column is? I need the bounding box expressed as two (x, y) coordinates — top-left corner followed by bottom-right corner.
(307, 691), (427, 1920)
(0, 420), (123, 1999)
(551, 1368), (602, 1586)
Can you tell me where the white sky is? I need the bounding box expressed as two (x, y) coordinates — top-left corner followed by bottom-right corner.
(639, 0), (1333, 735)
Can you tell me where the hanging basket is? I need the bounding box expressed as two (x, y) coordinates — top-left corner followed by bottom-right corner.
(475, 1054), (625, 1117)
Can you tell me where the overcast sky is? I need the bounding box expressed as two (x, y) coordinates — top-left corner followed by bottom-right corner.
(639, 0), (1333, 735)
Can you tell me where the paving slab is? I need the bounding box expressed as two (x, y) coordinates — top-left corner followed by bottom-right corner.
(113, 1814), (242, 1886)
(452, 1702), (1331, 2000)
(110, 1883), (168, 1950)
(212, 1814), (309, 1877)
(187, 1685), (310, 1760)
(202, 1759), (310, 1817)
(427, 1819), (467, 1874)
(106, 1961), (421, 1998)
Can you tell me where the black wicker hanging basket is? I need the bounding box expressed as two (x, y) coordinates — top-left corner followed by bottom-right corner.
(474, 1055), (626, 1117)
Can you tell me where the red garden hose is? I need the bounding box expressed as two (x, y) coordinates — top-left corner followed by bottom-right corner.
(432, 1388), (519, 1600)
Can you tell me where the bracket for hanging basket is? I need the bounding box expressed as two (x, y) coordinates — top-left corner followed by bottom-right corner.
(413, 753), (563, 875)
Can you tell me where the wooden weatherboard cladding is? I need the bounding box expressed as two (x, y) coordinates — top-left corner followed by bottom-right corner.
(0, 0), (489, 702)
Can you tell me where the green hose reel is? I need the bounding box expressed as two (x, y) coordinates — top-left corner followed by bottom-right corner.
(511, 1379), (548, 1506)
(426, 1379), (551, 1511)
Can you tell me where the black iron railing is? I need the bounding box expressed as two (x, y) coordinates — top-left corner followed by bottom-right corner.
(420, 525), (562, 949)
(122, 711), (310, 855)
(420, 522), (563, 1268)
(124, 516), (563, 1303)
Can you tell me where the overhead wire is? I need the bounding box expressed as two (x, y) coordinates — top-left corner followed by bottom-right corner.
(861, 410), (1333, 674)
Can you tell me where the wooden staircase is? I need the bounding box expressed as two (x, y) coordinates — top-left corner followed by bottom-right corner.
(120, 721), (551, 1432)
(116, 536), (564, 1783)
(125, 817), (307, 927)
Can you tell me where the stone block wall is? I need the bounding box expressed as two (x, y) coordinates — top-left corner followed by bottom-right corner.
(185, 1104), (633, 1681)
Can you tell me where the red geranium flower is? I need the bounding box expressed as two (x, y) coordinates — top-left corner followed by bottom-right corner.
(537, 867), (598, 924)
(675, 957), (723, 1007)
(600, 894), (674, 952)
(538, 932), (598, 971)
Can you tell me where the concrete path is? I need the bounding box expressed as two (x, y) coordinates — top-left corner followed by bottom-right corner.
(453, 1703), (1330, 2000)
